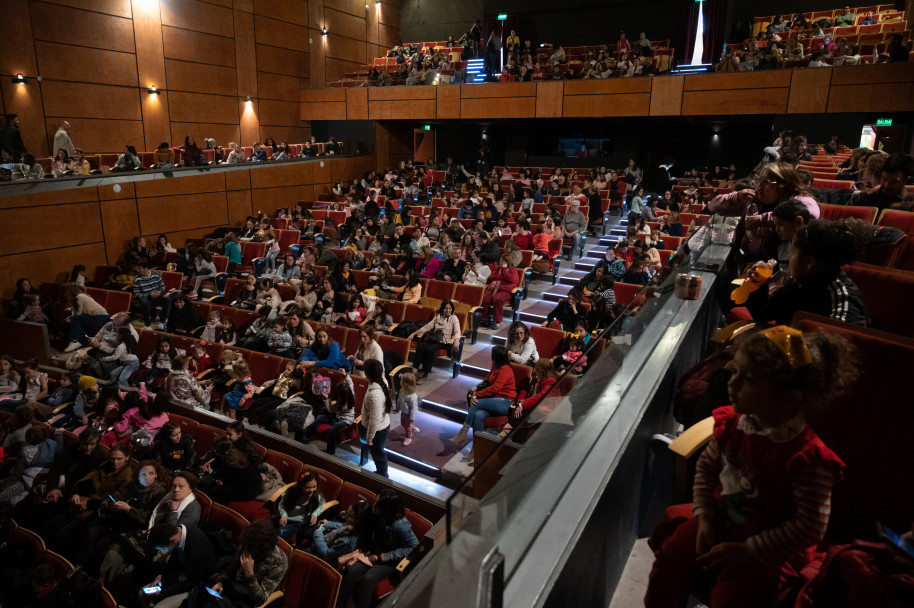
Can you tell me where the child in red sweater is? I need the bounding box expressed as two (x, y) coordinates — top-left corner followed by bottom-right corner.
(645, 326), (859, 608)
(450, 346), (517, 446)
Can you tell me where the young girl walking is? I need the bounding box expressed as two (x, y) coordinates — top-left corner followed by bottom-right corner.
(397, 372), (420, 446)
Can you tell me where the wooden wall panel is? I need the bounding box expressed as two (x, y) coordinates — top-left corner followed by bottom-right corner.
(0, 201), (103, 255)
(649, 75), (683, 116)
(827, 82), (914, 113)
(225, 168), (252, 191)
(135, 172), (226, 197)
(324, 7), (366, 40)
(536, 81), (563, 118)
(99, 197), (141, 262)
(460, 97), (535, 119)
(132, 0), (166, 93)
(258, 100), (302, 127)
(681, 88), (790, 115)
(141, 91), (171, 150)
(226, 189), (253, 225)
(0, 243), (108, 298)
(162, 27), (237, 68)
(39, 0), (133, 17)
(257, 73), (307, 101)
(683, 70), (791, 91)
(325, 0), (365, 17)
(300, 102), (348, 120)
(346, 87), (368, 119)
(564, 79), (652, 96)
(377, 2), (399, 27)
(460, 82), (536, 98)
(562, 93), (651, 117)
(137, 191), (229, 235)
(436, 86), (460, 119)
(254, 0), (310, 26)
(165, 59), (238, 96)
(0, 0), (39, 77)
(251, 163), (316, 190)
(829, 62), (914, 85)
(254, 15), (310, 53)
(369, 87), (436, 101)
(378, 22), (399, 49)
(41, 82), (142, 121)
(370, 99), (436, 119)
(250, 185), (315, 210)
(30, 2), (136, 53)
(325, 58), (362, 83)
(256, 44), (310, 77)
(234, 9), (259, 99)
(788, 68), (831, 114)
(35, 43), (138, 87)
(159, 0), (235, 37)
(168, 92), (240, 124)
(45, 118), (145, 154)
(325, 34), (367, 63)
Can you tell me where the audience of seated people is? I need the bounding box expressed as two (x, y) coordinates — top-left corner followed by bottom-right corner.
(0, 123), (348, 182)
(717, 4), (911, 72)
(2, 129), (914, 607)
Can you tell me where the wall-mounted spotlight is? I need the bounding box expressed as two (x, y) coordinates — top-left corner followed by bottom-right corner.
(147, 85), (160, 95)
(322, 27), (328, 36)
(12, 73), (28, 84)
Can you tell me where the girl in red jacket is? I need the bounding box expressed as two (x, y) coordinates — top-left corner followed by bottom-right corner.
(480, 254), (520, 329)
(450, 346), (517, 446)
(644, 326), (859, 608)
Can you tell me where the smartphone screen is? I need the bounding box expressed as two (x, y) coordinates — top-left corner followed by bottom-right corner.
(878, 523), (914, 560)
(205, 587), (223, 599)
(109, 495), (116, 502)
(142, 585), (160, 594)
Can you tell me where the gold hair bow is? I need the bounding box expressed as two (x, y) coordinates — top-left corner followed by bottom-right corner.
(760, 326), (812, 370)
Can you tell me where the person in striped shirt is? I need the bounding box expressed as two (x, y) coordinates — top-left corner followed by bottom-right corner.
(132, 261), (171, 329)
(645, 326), (860, 607)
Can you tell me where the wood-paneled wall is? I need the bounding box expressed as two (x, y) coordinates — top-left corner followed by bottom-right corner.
(0, 0), (400, 156)
(301, 63), (914, 121)
(0, 155), (377, 297)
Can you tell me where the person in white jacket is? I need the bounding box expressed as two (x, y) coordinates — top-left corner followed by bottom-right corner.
(407, 300), (462, 381)
(506, 321), (539, 365)
(359, 360), (392, 477)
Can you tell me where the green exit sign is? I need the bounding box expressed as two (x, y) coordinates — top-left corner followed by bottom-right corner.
(423, 124), (431, 131)
(876, 118), (893, 126)
(497, 13), (507, 21)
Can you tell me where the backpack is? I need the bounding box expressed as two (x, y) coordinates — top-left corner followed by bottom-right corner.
(311, 375), (331, 397)
(392, 321), (420, 339)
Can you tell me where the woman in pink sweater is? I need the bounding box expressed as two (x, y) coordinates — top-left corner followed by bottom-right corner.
(102, 390), (169, 446)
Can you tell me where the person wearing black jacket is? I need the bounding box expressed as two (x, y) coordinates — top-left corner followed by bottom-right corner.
(144, 523), (216, 605)
(744, 219), (870, 327)
(19, 428), (106, 529)
(155, 421), (197, 473)
(545, 287), (585, 331)
(166, 294), (201, 336)
(477, 232), (501, 265)
(200, 436), (261, 504)
(438, 246), (466, 282)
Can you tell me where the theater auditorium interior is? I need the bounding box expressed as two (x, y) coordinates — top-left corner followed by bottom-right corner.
(0, 0), (913, 607)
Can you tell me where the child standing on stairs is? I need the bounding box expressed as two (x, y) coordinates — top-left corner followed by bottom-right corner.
(397, 372), (420, 446)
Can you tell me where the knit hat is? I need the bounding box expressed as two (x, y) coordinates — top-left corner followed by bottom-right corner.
(78, 375), (98, 391)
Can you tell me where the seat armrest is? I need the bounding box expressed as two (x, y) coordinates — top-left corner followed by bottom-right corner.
(256, 590), (284, 608)
(269, 482), (296, 503)
(52, 401), (74, 415)
(669, 416), (714, 460)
